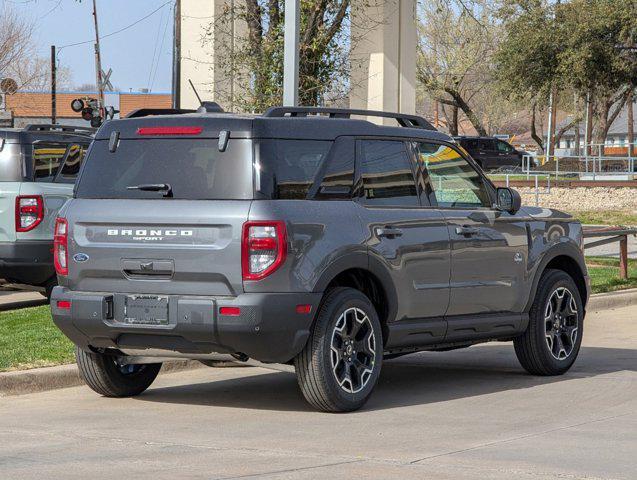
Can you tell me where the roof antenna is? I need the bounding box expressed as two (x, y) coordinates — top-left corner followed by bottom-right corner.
(188, 79), (203, 106)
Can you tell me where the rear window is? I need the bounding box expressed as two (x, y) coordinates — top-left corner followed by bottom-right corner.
(256, 139), (332, 199)
(55, 143), (89, 183)
(75, 139), (253, 200)
(32, 142), (67, 182)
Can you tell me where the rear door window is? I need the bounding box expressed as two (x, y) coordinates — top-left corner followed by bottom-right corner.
(32, 142), (67, 182)
(257, 139), (332, 199)
(55, 143), (89, 183)
(357, 140), (419, 207)
(75, 139), (253, 200)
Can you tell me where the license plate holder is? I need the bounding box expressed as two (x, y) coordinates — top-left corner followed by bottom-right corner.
(123, 295), (169, 325)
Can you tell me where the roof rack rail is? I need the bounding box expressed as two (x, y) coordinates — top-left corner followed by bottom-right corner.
(24, 124), (96, 134)
(262, 106), (436, 130)
(126, 102), (225, 119)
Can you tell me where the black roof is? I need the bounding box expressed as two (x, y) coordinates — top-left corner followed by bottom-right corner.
(96, 108), (452, 143)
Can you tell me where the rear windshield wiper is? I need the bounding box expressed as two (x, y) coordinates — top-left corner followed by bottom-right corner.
(126, 183), (173, 197)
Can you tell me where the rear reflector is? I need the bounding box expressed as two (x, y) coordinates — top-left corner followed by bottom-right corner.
(137, 126), (203, 136)
(57, 300), (71, 310)
(219, 307), (241, 316)
(296, 304), (312, 314)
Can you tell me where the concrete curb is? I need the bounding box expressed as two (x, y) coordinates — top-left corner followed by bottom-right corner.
(2, 289), (635, 397)
(587, 288), (637, 312)
(0, 359), (214, 397)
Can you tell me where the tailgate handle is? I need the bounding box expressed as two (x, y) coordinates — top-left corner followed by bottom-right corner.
(122, 259), (174, 277)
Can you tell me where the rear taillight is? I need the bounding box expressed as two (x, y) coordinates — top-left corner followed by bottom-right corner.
(242, 221), (287, 281)
(53, 217), (68, 276)
(15, 195), (44, 232)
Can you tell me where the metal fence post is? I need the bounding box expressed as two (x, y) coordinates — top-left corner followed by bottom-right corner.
(535, 175), (539, 206)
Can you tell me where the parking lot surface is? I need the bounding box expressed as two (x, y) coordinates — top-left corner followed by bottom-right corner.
(1, 303), (635, 480)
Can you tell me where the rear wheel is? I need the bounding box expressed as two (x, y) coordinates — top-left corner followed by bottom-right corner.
(75, 347), (162, 397)
(514, 269), (584, 376)
(294, 287), (383, 412)
(43, 277), (57, 302)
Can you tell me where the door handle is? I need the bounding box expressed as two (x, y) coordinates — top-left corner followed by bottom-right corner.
(455, 226), (480, 236)
(376, 226), (403, 238)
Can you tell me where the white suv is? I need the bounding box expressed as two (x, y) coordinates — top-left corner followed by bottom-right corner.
(0, 124), (93, 298)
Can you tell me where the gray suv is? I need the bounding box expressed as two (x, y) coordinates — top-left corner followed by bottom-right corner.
(51, 106), (589, 412)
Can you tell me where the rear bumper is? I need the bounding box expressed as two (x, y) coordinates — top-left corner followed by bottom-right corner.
(0, 240), (54, 285)
(51, 287), (322, 363)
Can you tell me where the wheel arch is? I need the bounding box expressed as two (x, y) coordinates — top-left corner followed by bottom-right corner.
(525, 243), (588, 313)
(313, 254), (398, 345)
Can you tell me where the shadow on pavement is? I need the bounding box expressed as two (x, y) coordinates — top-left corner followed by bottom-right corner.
(135, 345), (636, 412)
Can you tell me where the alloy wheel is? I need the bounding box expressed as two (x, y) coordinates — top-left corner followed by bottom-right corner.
(330, 307), (376, 394)
(544, 287), (579, 360)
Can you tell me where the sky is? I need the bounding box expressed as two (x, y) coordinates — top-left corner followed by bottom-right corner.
(3, 0), (174, 93)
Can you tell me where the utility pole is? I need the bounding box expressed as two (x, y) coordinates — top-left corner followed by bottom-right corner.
(545, 90), (554, 160)
(172, 0), (181, 109)
(51, 45), (56, 124)
(92, 0), (104, 115)
(283, 0), (300, 106)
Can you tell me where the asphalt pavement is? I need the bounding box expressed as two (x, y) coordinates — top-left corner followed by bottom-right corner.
(1, 303), (636, 479)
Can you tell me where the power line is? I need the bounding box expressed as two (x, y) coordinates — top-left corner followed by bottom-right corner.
(57, 0), (172, 52)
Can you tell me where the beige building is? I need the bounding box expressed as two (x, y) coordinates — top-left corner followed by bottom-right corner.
(175, 0), (417, 121)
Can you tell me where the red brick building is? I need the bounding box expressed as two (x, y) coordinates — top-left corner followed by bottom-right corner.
(1, 91), (172, 127)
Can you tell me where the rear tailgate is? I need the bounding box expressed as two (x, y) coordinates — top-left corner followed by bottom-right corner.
(63, 199), (251, 296)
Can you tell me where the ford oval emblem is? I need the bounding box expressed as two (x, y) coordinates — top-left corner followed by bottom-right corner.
(73, 253), (89, 263)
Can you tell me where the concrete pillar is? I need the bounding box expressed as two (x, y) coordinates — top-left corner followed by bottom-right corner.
(350, 0), (417, 123)
(177, 0), (245, 111)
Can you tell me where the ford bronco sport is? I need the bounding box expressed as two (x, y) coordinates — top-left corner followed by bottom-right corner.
(51, 105), (589, 412)
(0, 124), (93, 298)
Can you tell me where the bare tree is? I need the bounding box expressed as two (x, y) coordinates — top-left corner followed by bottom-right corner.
(417, 0), (508, 136)
(0, 6), (40, 89)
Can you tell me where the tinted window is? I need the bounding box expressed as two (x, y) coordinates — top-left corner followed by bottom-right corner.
(316, 139), (354, 200)
(56, 143), (89, 183)
(258, 140), (331, 199)
(75, 139), (253, 200)
(358, 140), (418, 206)
(415, 143), (491, 208)
(32, 142), (67, 181)
(496, 140), (514, 153)
(477, 139), (495, 151)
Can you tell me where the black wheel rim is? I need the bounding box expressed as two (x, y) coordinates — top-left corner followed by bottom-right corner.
(330, 307), (376, 394)
(544, 287), (579, 360)
(113, 359), (145, 376)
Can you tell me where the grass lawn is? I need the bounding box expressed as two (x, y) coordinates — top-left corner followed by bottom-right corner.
(0, 305), (74, 372)
(586, 256), (637, 294)
(572, 210), (637, 227)
(0, 257), (635, 372)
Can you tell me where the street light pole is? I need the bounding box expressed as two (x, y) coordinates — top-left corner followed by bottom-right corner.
(283, 0), (299, 106)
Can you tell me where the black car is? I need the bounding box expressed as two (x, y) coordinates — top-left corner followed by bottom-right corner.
(455, 136), (528, 171)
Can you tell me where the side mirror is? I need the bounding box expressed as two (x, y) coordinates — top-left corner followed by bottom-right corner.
(496, 187), (521, 214)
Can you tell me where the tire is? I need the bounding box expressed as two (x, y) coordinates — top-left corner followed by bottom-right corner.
(75, 346), (162, 397)
(514, 269), (584, 376)
(294, 287), (383, 412)
(41, 277), (57, 302)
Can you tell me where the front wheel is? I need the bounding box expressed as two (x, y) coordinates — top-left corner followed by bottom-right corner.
(294, 287), (383, 412)
(514, 269), (584, 376)
(75, 347), (162, 397)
